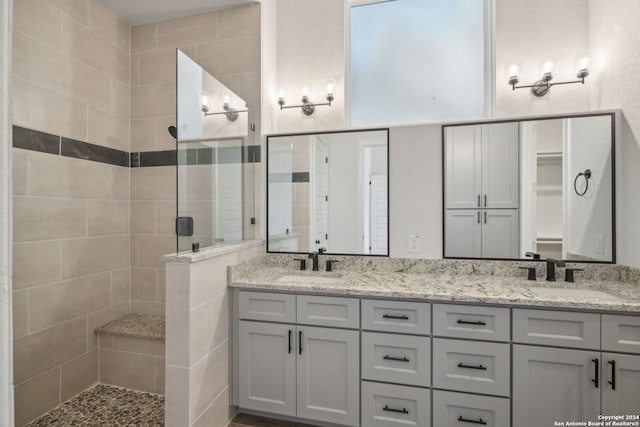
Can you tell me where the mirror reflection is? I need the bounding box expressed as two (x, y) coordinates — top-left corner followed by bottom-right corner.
(444, 113), (614, 262)
(268, 129), (389, 256)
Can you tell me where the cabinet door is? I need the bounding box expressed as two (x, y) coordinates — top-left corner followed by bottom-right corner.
(238, 321), (296, 416)
(445, 125), (482, 209)
(481, 209), (519, 258)
(513, 345), (600, 426)
(481, 123), (519, 209)
(297, 326), (359, 426)
(445, 210), (481, 258)
(602, 353), (640, 415)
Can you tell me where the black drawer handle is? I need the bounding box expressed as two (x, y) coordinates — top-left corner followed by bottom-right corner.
(458, 362), (487, 370)
(383, 355), (410, 362)
(608, 360), (616, 390)
(458, 416), (487, 425)
(592, 358), (599, 388)
(456, 320), (486, 326)
(299, 331), (303, 355)
(383, 405), (408, 414)
(288, 330), (292, 354)
(383, 314), (409, 320)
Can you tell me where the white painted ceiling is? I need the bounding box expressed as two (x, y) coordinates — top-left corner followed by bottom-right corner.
(97, 0), (259, 25)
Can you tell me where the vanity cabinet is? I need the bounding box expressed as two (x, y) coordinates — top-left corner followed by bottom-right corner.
(445, 209), (519, 258)
(601, 353), (640, 415)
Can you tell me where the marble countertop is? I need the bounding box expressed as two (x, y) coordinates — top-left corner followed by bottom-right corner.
(230, 260), (640, 313)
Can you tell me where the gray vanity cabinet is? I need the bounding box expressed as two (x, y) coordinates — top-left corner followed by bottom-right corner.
(601, 353), (640, 415)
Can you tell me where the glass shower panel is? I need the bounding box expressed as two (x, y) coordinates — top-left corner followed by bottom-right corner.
(176, 49), (255, 252)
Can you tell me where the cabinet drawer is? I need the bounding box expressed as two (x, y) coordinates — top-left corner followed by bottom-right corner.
(433, 390), (510, 427)
(513, 309), (600, 349)
(238, 291), (296, 323)
(362, 299), (430, 335)
(433, 304), (510, 341)
(433, 338), (510, 397)
(361, 381), (430, 427)
(602, 314), (640, 354)
(297, 295), (359, 329)
(362, 332), (430, 387)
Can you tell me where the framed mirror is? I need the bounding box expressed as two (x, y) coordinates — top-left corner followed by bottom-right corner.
(267, 129), (389, 256)
(443, 112), (615, 262)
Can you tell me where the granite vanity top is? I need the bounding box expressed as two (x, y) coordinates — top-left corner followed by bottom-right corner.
(229, 255), (640, 313)
(95, 313), (165, 341)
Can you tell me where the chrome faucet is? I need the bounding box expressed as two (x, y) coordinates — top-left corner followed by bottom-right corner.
(308, 248), (326, 272)
(545, 258), (565, 281)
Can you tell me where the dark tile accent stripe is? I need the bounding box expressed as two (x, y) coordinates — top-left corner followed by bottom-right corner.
(293, 172), (310, 182)
(268, 172), (310, 184)
(139, 150), (177, 167)
(61, 138), (129, 167)
(130, 152), (140, 168)
(12, 126), (60, 154)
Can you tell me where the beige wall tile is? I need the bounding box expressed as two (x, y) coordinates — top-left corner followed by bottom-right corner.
(157, 12), (217, 49)
(13, 316), (87, 383)
(110, 165), (130, 200)
(61, 349), (98, 402)
(139, 47), (178, 85)
(156, 200), (176, 235)
(48, 0), (88, 25)
(27, 150), (111, 198)
(131, 82), (175, 119)
(88, 107), (130, 151)
(197, 36), (260, 76)
(156, 115), (178, 147)
(165, 365), (190, 426)
(165, 262), (189, 366)
(29, 273), (111, 331)
(131, 52), (140, 86)
(12, 32), (29, 78)
(131, 118), (157, 152)
(88, 199), (129, 236)
(131, 267), (157, 301)
(186, 200), (213, 237)
(184, 165), (213, 201)
(189, 255), (231, 308)
(14, 367), (61, 427)
(98, 334), (114, 349)
(13, 241), (61, 289)
(130, 235), (139, 266)
(29, 41), (111, 111)
(155, 357), (165, 394)
(216, 4), (260, 39)
(238, 72), (261, 108)
(87, 301), (129, 350)
(131, 300), (165, 316)
(13, 197), (87, 242)
(189, 339), (229, 422)
(157, 270), (166, 302)
(189, 292), (229, 366)
(191, 386), (231, 427)
(111, 268), (130, 304)
(62, 15), (129, 84)
(131, 166), (176, 201)
(137, 235), (175, 268)
(13, 290), (29, 338)
(14, 0), (62, 51)
(100, 348), (156, 392)
(111, 79), (130, 118)
(12, 79), (89, 142)
(131, 23), (157, 53)
(131, 200), (156, 234)
(113, 335), (165, 356)
(87, 0), (129, 51)
(12, 148), (27, 196)
(61, 235), (129, 279)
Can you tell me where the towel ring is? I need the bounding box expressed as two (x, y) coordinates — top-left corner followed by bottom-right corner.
(574, 169), (591, 196)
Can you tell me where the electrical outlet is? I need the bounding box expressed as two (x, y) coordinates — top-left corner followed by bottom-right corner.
(409, 235), (420, 253)
(595, 235), (605, 254)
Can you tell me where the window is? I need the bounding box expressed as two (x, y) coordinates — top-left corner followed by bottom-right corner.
(349, 0), (493, 126)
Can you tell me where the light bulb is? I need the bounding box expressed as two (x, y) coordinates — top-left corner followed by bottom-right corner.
(277, 89), (286, 107)
(200, 95), (209, 113)
(326, 79), (336, 103)
(575, 54), (590, 79)
(540, 59), (556, 82)
(301, 86), (309, 97)
(506, 63), (521, 86)
(223, 95), (230, 109)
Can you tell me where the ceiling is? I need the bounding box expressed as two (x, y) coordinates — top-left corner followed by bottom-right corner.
(97, 0), (259, 25)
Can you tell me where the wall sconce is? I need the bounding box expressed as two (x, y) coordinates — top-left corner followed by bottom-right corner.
(507, 55), (590, 97)
(277, 82), (335, 116)
(201, 95), (248, 122)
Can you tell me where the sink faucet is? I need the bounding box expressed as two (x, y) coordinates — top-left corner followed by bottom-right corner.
(308, 248), (326, 272)
(545, 258), (566, 281)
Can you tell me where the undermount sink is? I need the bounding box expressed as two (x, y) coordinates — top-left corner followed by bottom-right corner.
(528, 287), (621, 300)
(276, 275), (343, 285)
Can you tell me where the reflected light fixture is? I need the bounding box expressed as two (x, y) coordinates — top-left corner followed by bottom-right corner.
(277, 81), (336, 116)
(507, 54), (590, 97)
(201, 94), (248, 122)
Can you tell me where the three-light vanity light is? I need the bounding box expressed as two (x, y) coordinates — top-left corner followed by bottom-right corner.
(277, 81), (336, 116)
(201, 95), (248, 122)
(507, 54), (591, 97)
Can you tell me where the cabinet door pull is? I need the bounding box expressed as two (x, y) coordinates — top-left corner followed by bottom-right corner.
(382, 314), (409, 320)
(299, 330), (303, 355)
(383, 355), (410, 362)
(383, 405), (409, 414)
(592, 358), (599, 388)
(477, 194), (481, 207)
(456, 319), (487, 326)
(458, 416), (487, 425)
(288, 329), (292, 354)
(457, 362), (487, 370)
(484, 211), (487, 224)
(484, 194), (487, 207)
(477, 211), (480, 224)
(608, 360), (616, 390)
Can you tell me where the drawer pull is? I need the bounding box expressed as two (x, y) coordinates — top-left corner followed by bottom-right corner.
(458, 416), (487, 425)
(299, 331), (303, 355)
(456, 319), (487, 326)
(383, 314), (409, 320)
(288, 329), (292, 354)
(383, 355), (410, 362)
(608, 360), (616, 390)
(592, 358), (599, 388)
(457, 362), (487, 370)
(383, 405), (409, 414)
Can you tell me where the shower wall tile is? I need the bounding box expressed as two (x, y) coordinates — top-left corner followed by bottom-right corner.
(13, 241), (61, 289)
(111, 79), (130, 118)
(131, 23), (157, 53)
(61, 235), (129, 279)
(157, 11), (218, 49)
(48, 0), (88, 25)
(156, 200), (177, 235)
(87, 0), (129, 51)
(14, 367), (61, 427)
(12, 290), (29, 339)
(157, 115), (178, 147)
(131, 118), (157, 152)
(12, 32), (29, 78)
(139, 47), (184, 85)
(131, 300), (166, 316)
(111, 268), (131, 304)
(110, 165), (130, 200)
(13, 197), (87, 242)
(137, 235), (175, 269)
(87, 302), (130, 351)
(60, 349), (99, 402)
(88, 107), (130, 152)
(131, 82), (176, 119)
(12, 148), (27, 195)
(131, 166), (176, 200)
(197, 35), (261, 76)
(216, 4), (261, 39)
(131, 267), (158, 301)
(88, 199), (130, 236)
(13, 0), (62, 51)
(131, 201), (157, 234)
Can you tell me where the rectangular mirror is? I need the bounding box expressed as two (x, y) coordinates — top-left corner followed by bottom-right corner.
(443, 113), (615, 262)
(267, 129), (389, 256)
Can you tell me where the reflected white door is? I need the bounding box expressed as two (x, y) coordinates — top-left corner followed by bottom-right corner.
(312, 137), (328, 251)
(445, 210), (481, 258)
(481, 209), (519, 258)
(370, 175), (388, 255)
